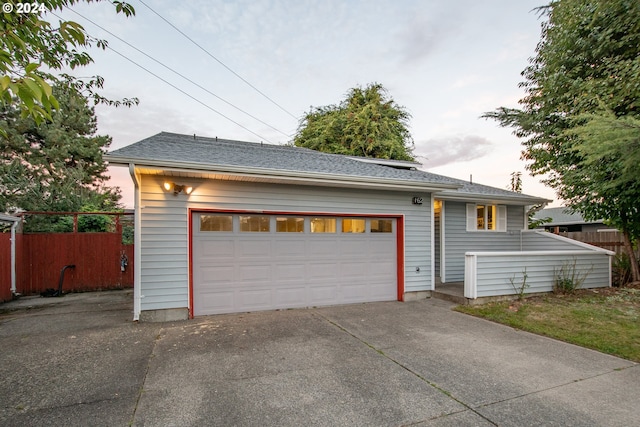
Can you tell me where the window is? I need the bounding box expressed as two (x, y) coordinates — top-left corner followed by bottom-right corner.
(200, 215), (232, 232)
(276, 217), (304, 232)
(466, 204), (507, 232)
(476, 205), (496, 230)
(239, 215), (270, 232)
(310, 217), (336, 233)
(371, 219), (393, 233)
(342, 218), (365, 233)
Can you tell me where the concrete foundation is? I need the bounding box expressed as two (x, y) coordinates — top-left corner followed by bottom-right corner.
(403, 291), (431, 301)
(139, 308), (189, 322)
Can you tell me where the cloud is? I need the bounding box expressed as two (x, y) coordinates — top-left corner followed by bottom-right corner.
(415, 135), (493, 168)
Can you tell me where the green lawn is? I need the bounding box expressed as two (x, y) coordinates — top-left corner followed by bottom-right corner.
(455, 287), (640, 362)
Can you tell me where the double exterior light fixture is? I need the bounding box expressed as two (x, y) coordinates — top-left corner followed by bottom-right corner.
(163, 181), (193, 195)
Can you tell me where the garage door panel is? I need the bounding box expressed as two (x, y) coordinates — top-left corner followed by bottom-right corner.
(238, 289), (272, 310)
(339, 239), (370, 255)
(273, 263), (305, 280)
(238, 264), (272, 281)
(274, 287), (306, 306)
(308, 240), (339, 257)
(309, 285), (338, 304)
(238, 240), (271, 257)
(193, 213), (397, 316)
(196, 239), (236, 259)
(195, 290), (235, 313)
(307, 262), (340, 279)
(341, 283), (370, 301)
(273, 240), (306, 257)
(339, 263), (369, 279)
(197, 264), (236, 281)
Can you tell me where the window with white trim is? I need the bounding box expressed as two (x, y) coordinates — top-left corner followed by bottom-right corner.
(466, 204), (507, 232)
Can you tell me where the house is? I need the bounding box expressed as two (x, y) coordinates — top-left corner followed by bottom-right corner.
(533, 207), (613, 233)
(105, 132), (613, 321)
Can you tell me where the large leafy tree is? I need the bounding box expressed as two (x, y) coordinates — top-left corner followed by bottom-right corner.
(484, 0), (640, 282)
(0, 84), (120, 215)
(294, 83), (415, 161)
(1, 0), (136, 127)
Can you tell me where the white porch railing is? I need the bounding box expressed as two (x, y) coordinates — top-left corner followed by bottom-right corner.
(464, 231), (614, 300)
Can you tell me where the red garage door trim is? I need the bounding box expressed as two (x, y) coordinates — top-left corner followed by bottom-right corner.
(187, 208), (405, 318)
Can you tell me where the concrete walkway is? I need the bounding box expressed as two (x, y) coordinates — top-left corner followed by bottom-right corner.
(0, 290), (638, 426)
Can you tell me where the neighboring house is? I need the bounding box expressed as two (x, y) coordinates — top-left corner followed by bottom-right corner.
(533, 207), (613, 233)
(105, 132), (613, 321)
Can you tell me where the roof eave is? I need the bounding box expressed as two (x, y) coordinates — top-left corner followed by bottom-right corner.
(435, 191), (550, 206)
(106, 155), (460, 193)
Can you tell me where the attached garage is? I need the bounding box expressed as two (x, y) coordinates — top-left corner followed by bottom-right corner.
(191, 212), (400, 316)
(107, 132), (539, 321)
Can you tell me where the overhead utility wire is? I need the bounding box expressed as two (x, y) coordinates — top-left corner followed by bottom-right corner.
(138, 0), (298, 121)
(68, 8), (291, 138)
(50, 13), (274, 143)
(107, 46), (274, 143)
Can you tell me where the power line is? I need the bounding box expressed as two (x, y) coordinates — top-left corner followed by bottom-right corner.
(106, 46), (275, 143)
(138, 0), (298, 121)
(49, 11), (275, 143)
(67, 7), (291, 138)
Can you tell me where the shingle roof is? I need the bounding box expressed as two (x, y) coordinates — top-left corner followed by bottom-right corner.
(106, 132), (547, 203)
(533, 207), (603, 225)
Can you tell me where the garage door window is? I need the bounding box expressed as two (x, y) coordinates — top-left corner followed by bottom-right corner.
(311, 217), (336, 233)
(200, 215), (232, 232)
(342, 218), (365, 233)
(371, 219), (393, 233)
(276, 217), (304, 232)
(240, 215), (270, 232)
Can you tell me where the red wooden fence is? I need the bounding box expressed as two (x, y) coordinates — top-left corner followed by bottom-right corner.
(1, 230), (133, 301)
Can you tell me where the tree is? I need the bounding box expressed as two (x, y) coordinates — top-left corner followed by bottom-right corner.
(0, 84), (121, 215)
(565, 112), (640, 281)
(294, 83), (415, 161)
(484, 0), (640, 282)
(1, 0), (137, 127)
(508, 171), (522, 193)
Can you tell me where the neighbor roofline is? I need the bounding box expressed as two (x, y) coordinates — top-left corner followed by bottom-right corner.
(105, 156), (461, 192)
(539, 220), (604, 226)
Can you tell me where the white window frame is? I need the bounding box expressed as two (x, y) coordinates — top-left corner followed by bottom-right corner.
(466, 203), (507, 232)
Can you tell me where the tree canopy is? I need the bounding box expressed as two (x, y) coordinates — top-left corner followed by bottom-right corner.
(0, 84), (120, 214)
(0, 0), (137, 126)
(293, 83), (415, 161)
(484, 0), (640, 281)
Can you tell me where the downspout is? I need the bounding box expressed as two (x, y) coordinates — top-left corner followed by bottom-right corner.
(129, 163), (142, 321)
(10, 219), (18, 295)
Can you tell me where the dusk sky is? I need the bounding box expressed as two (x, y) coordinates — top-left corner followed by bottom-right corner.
(56, 0), (555, 208)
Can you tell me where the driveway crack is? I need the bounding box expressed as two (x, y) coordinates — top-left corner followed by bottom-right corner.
(129, 326), (163, 426)
(316, 312), (498, 426)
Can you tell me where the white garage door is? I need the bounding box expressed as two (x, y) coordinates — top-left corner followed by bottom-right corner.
(192, 213), (398, 316)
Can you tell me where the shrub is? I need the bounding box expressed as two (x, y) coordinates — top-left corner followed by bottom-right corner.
(554, 258), (592, 294)
(612, 253), (638, 287)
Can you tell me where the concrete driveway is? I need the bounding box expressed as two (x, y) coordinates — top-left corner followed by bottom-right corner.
(0, 290), (638, 426)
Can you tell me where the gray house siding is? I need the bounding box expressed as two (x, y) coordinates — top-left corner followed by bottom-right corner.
(442, 201), (525, 282)
(138, 175), (433, 313)
(469, 252), (610, 298)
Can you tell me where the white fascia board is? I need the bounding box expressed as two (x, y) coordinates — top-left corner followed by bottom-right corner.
(107, 157), (460, 193)
(465, 250), (612, 257)
(435, 192), (550, 206)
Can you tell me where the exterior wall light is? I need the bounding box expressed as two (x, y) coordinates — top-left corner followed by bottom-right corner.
(163, 181), (193, 195)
